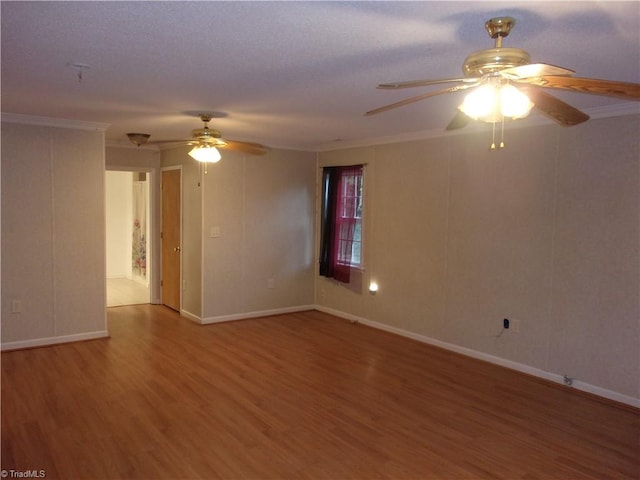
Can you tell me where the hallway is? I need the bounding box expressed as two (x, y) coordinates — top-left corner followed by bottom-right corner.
(106, 277), (149, 307)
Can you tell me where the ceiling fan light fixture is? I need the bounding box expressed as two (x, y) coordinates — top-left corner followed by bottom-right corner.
(459, 84), (498, 120)
(499, 84), (533, 119)
(188, 144), (221, 163)
(459, 82), (533, 122)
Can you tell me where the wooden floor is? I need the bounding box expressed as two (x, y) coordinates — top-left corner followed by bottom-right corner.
(2, 306), (638, 479)
(106, 277), (149, 307)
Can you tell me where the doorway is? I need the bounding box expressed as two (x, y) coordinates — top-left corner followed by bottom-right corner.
(105, 170), (151, 307)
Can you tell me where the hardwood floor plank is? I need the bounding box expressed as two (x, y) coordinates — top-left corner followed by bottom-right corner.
(2, 305), (639, 479)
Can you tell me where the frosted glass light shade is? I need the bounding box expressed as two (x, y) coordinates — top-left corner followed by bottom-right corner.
(188, 145), (221, 163)
(499, 84), (533, 119)
(459, 83), (533, 123)
(459, 84), (498, 120)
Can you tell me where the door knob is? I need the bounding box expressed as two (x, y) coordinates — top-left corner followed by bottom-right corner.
(174, 246), (181, 252)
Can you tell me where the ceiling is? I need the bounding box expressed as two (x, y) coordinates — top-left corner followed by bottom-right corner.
(2, 1), (639, 152)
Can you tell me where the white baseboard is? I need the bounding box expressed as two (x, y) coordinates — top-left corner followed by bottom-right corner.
(198, 305), (315, 325)
(1, 330), (110, 351)
(180, 308), (201, 324)
(315, 305), (640, 409)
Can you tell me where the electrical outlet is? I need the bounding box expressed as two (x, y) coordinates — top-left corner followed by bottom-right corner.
(503, 318), (520, 333)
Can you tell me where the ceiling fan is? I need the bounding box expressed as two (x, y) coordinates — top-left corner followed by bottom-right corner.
(127, 113), (268, 159)
(366, 17), (640, 133)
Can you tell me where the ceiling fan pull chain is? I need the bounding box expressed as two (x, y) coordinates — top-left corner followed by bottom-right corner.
(500, 118), (505, 148)
(490, 121), (497, 150)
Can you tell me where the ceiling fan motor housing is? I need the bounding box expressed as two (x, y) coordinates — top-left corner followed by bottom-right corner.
(192, 127), (227, 147)
(463, 47), (531, 77)
(463, 17), (529, 77)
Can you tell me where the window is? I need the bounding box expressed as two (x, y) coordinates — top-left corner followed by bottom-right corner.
(319, 165), (364, 284)
(337, 168), (363, 267)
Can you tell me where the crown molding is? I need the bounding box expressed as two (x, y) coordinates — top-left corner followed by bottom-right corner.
(1, 112), (109, 131)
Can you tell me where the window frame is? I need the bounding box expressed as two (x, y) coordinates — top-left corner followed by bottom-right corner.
(319, 164), (365, 283)
(335, 168), (363, 269)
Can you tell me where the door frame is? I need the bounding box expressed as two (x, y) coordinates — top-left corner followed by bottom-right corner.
(105, 166), (161, 304)
(161, 165), (183, 311)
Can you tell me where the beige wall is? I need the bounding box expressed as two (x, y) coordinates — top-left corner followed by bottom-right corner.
(317, 115), (639, 403)
(105, 171), (134, 278)
(106, 145), (161, 170)
(200, 147), (316, 319)
(161, 146), (316, 321)
(2, 121), (108, 348)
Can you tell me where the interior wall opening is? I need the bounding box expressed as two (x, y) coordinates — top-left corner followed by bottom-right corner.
(105, 170), (151, 306)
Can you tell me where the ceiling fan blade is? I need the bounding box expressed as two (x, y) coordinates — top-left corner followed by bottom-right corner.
(500, 63), (575, 80)
(365, 83), (479, 116)
(221, 140), (268, 155)
(518, 76), (640, 101)
(377, 77), (480, 90)
(445, 111), (472, 130)
(522, 87), (590, 126)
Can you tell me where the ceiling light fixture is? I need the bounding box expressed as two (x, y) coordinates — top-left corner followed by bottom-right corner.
(188, 144), (222, 163)
(458, 77), (533, 149)
(459, 79), (533, 122)
(126, 133), (151, 147)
